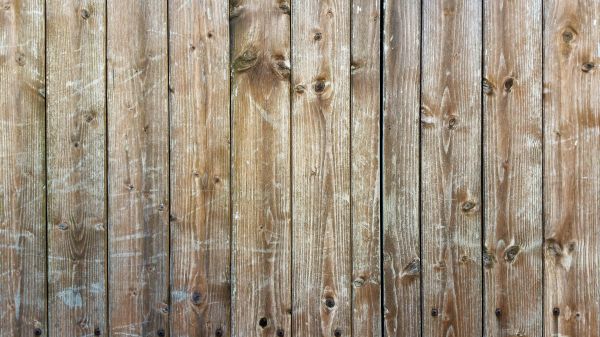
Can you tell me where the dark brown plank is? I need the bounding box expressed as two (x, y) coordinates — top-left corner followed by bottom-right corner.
(169, 0), (231, 336)
(0, 1), (46, 335)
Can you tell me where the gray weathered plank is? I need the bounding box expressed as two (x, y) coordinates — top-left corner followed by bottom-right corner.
(230, 0), (292, 336)
(46, 0), (107, 335)
(421, 1), (482, 336)
(0, 0), (46, 335)
(544, 1), (600, 336)
(107, 1), (170, 335)
(483, 0), (543, 336)
(382, 0), (421, 336)
(169, 0), (231, 335)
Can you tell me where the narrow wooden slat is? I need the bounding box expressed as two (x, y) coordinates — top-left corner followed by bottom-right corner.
(291, 0), (351, 336)
(230, 0), (291, 336)
(544, 1), (600, 336)
(351, 0), (381, 336)
(381, 0), (421, 336)
(0, 1), (46, 335)
(483, 0), (543, 336)
(46, 1), (107, 335)
(421, 1), (482, 336)
(107, 1), (169, 336)
(169, 0), (231, 336)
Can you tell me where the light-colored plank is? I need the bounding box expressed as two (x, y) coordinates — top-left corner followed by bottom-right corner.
(351, 0), (381, 336)
(0, 1), (46, 335)
(381, 1), (421, 336)
(544, 1), (600, 336)
(46, 1), (107, 335)
(421, 1), (482, 336)
(169, 0), (231, 336)
(291, 0), (351, 336)
(483, 1), (543, 336)
(230, 0), (291, 337)
(107, 1), (169, 336)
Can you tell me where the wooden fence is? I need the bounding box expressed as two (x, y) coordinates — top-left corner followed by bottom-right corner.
(1, 0), (598, 336)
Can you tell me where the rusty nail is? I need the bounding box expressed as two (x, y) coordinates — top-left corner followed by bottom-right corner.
(215, 328), (223, 337)
(94, 327), (101, 336)
(431, 308), (438, 317)
(495, 308), (501, 317)
(276, 329), (285, 337)
(157, 329), (165, 337)
(34, 328), (42, 336)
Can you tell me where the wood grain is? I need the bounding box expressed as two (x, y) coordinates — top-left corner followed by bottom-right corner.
(291, 1), (351, 336)
(107, 1), (169, 336)
(46, 1), (107, 336)
(544, 1), (600, 336)
(483, 1), (543, 336)
(0, 1), (46, 335)
(421, 1), (482, 336)
(381, 1), (421, 336)
(169, 0), (231, 336)
(230, 1), (292, 337)
(351, 0), (381, 336)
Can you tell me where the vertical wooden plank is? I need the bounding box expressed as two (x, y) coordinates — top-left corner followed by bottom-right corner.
(0, 0), (46, 335)
(291, 0), (351, 336)
(46, 0), (107, 335)
(381, 0), (421, 336)
(230, 0), (291, 336)
(169, 0), (231, 336)
(421, 1), (482, 336)
(351, 0), (381, 336)
(483, 1), (543, 336)
(107, 1), (169, 336)
(544, 1), (600, 336)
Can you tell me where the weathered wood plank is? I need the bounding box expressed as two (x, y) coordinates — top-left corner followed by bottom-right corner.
(230, 0), (292, 337)
(421, 1), (482, 336)
(381, 1), (421, 336)
(544, 1), (600, 336)
(483, 1), (543, 336)
(169, 0), (231, 336)
(107, 1), (169, 336)
(0, 1), (46, 336)
(351, 0), (381, 336)
(46, 1), (107, 335)
(291, 0), (351, 336)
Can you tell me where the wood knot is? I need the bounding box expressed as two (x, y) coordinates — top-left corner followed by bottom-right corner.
(447, 116), (457, 129)
(80, 8), (91, 20)
(401, 258), (421, 279)
(503, 77), (514, 92)
(34, 328), (42, 336)
(483, 78), (495, 95)
(15, 52), (25, 66)
(324, 297), (336, 309)
(581, 62), (595, 73)
(191, 291), (202, 305)
(483, 246), (496, 269)
(157, 328), (166, 337)
(461, 200), (476, 213)
(562, 29), (575, 43)
(314, 32), (322, 41)
(553, 307), (560, 316)
(334, 328), (342, 337)
(233, 49), (258, 73)
(215, 328), (223, 337)
(431, 308), (439, 317)
(279, 2), (290, 14)
(313, 80), (326, 93)
(94, 327), (101, 336)
(294, 84), (306, 94)
(258, 317), (268, 328)
(495, 308), (502, 317)
(504, 245), (520, 263)
(276, 329), (285, 337)
(57, 222), (69, 230)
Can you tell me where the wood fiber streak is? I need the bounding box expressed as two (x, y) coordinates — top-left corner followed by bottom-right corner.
(231, 0), (291, 336)
(483, 1), (543, 336)
(291, 0), (351, 336)
(0, 0), (46, 336)
(381, 1), (421, 337)
(169, 0), (231, 336)
(351, 0), (381, 336)
(107, 1), (169, 336)
(544, 1), (600, 336)
(46, 1), (107, 336)
(421, 1), (482, 336)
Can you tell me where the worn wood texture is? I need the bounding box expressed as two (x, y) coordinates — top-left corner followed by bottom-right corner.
(107, 1), (169, 336)
(291, 1), (351, 336)
(46, 1), (107, 336)
(0, 1), (46, 336)
(483, 1), (543, 336)
(351, 0), (381, 336)
(169, 0), (231, 336)
(231, 0), (292, 337)
(421, 1), (482, 336)
(381, 1), (421, 337)
(544, 1), (600, 336)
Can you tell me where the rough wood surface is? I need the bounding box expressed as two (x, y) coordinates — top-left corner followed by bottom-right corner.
(483, 1), (543, 336)
(0, 1), (46, 335)
(291, 1), (351, 336)
(382, 1), (421, 337)
(107, 1), (169, 336)
(544, 1), (600, 336)
(351, 0), (381, 336)
(231, 0), (292, 337)
(169, 0), (231, 336)
(421, 1), (482, 336)
(46, 1), (107, 336)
